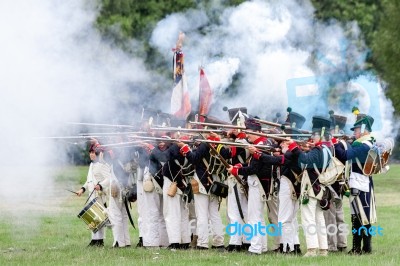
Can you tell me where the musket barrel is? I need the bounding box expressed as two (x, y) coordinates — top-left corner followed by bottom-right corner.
(67, 122), (137, 129)
(189, 121), (246, 129)
(194, 139), (275, 150)
(150, 127), (226, 133)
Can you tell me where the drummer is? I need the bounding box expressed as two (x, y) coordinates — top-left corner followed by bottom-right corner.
(76, 140), (112, 247)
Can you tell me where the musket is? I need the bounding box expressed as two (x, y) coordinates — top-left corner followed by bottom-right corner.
(78, 131), (148, 136)
(252, 118), (312, 134)
(127, 135), (194, 143)
(243, 130), (305, 143)
(198, 134), (249, 199)
(194, 139), (277, 152)
(150, 127), (226, 134)
(100, 140), (151, 147)
(252, 118), (282, 128)
(189, 121), (246, 130)
(67, 122), (138, 129)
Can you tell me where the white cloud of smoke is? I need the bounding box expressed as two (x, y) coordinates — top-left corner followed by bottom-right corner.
(150, 0), (395, 138)
(0, 0), (396, 226)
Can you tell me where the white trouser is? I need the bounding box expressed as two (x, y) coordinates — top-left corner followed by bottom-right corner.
(227, 179), (249, 245)
(142, 186), (169, 247)
(109, 196), (131, 247)
(188, 202), (197, 235)
(266, 195), (280, 250)
(278, 177), (299, 252)
(163, 178), (190, 244)
(136, 179), (144, 238)
(323, 198), (347, 250)
(247, 175), (267, 254)
(137, 167), (145, 238)
(194, 193), (224, 248)
(90, 195), (106, 240)
(301, 197), (328, 250)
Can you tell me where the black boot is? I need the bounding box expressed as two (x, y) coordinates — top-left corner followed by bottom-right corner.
(294, 244), (302, 255)
(362, 226), (372, 254)
(348, 215), (362, 255)
(136, 237), (143, 248)
(87, 239), (98, 247)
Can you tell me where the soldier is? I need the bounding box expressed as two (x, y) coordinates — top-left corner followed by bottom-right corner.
(180, 132), (232, 250)
(225, 129), (250, 252)
(108, 146), (134, 248)
(76, 141), (111, 247)
(286, 116), (332, 257)
(334, 115), (376, 254)
(141, 136), (170, 248)
(324, 112), (348, 252)
(228, 118), (284, 255)
(162, 128), (192, 250)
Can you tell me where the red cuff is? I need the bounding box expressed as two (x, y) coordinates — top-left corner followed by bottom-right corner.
(253, 151), (262, 160)
(331, 137), (338, 144)
(234, 163), (243, 168)
(180, 144), (190, 155)
(231, 167), (239, 177)
(288, 142), (299, 152)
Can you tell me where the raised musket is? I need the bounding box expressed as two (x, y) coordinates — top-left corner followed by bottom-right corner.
(78, 131), (148, 136)
(150, 127), (226, 134)
(189, 121), (246, 130)
(194, 139), (276, 152)
(243, 130), (306, 143)
(252, 118), (312, 134)
(67, 122), (138, 129)
(127, 135), (194, 143)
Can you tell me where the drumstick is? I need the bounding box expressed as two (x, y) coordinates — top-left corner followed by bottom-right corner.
(65, 189), (78, 195)
(84, 182), (100, 206)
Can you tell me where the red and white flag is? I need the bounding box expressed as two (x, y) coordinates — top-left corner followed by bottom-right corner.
(198, 68), (213, 122)
(170, 36), (191, 119)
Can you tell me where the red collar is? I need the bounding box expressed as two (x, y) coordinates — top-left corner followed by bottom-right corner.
(315, 141), (332, 147)
(253, 137), (267, 145)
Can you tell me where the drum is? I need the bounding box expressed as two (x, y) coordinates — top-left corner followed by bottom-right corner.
(77, 198), (109, 233)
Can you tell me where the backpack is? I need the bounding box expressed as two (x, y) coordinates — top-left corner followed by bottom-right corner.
(313, 145), (345, 186)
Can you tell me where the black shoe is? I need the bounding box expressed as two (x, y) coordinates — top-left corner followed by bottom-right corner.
(337, 246), (347, 252)
(179, 243), (190, 250)
(294, 244), (302, 255)
(241, 243), (250, 251)
(226, 245), (241, 252)
(113, 241), (119, 248)
(87, 240), (98, 247)
(196, 246), (209, 250)
(348, 248), (362, 255)
(96, 239), (104, 247)
(168, 243), (180, 250)
(136, 237), (143, 248)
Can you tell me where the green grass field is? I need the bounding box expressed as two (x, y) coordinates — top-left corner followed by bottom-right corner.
(1, 165), (399, 265)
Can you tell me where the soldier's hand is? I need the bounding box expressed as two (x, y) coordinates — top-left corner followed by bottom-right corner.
(227, 165), (234, 174)
(94, 184), (101, 191)
(76, 189), (84, 196)
(247, 145), (257, 154)
(176, 141), (186, 148)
